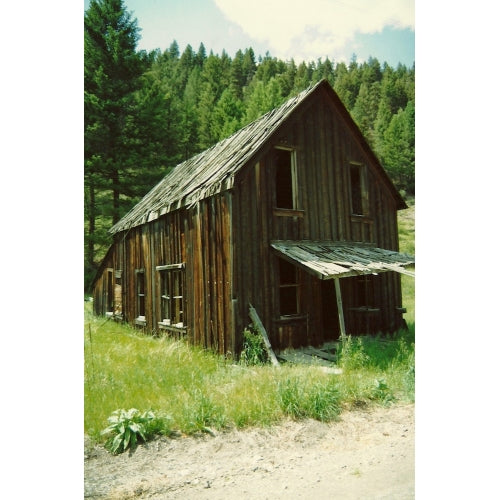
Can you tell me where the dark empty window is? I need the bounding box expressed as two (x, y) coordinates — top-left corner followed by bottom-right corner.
(279, 258), (299, 316)
(275, 148), (296, 209)
(350, 163), (363, 215)
(355, 275), (374, 307)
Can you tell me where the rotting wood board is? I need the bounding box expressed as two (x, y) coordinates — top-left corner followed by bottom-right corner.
(302, 346), (338, 362)
(249, 303), (280, 367)
(277, 349), (343, 374)
(277, 351), (332, 366)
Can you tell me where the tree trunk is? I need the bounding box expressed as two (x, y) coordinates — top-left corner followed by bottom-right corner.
(112, 168), (120, 225)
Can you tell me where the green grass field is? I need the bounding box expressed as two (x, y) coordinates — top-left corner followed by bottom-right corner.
(85, 201), (415, 446)
(85, 305), (414, 443)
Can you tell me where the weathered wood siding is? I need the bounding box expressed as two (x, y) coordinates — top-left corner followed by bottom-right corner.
(93, 196), (235, 356)
(187, 193), (234, 355)
(231, 88), (404, 350)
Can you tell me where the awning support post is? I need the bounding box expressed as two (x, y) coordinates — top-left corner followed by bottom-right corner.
(334, 278), (347, 342)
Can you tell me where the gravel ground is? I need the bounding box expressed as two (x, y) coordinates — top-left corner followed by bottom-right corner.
(84, 403), (414, 499)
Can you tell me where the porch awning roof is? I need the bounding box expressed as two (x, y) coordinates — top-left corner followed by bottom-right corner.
(270, 240), (415, 280)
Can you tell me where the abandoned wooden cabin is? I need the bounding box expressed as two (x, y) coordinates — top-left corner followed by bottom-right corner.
(92, 79), (414, 357)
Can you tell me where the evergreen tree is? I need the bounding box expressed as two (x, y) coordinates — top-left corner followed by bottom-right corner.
(132, 59), (183, 184)
(84, 0), (145, 288)
(168, 39), (180, 60)
(230, 49), (245, 100)
(360, 57), (382, 85)
(198, 52), (231, 148)
(293, 61), (311, 92)
(175, 44), (196, 95)
(313, 57), (335, 87)
(196, 42), (207, 67)
(213, 88), (244, 140)
(243, 79), (268, 123)
(254, 52), (279, 83)
(243, 77), (283, 124)
(351, 81), (381, 146)
(242, 48), (257, 84)
(333, 61), (353, 109)
(382, 100), (415, 194)
(180, 67), (202, 160)
(278, 59), (297, 97)
(197, 81), (219, 149)
(373, 92), (393, 159)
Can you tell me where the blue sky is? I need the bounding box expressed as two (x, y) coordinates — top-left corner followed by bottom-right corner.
(83, 0), (414, 67)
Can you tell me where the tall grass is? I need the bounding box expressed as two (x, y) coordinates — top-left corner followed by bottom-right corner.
(85, 304), (414, 441)
(336, 327), (415, 406)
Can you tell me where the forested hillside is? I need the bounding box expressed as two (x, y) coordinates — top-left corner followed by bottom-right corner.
(84, 0), (415, 291)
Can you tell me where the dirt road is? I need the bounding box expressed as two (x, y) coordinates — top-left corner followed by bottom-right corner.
(84, 403), (414, 499)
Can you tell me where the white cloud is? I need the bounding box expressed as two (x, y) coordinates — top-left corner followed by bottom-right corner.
(214, 0), (414, 62)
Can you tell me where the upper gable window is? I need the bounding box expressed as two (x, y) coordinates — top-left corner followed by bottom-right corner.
(275, 147), (297, 210)
(349, 162), (368, 216)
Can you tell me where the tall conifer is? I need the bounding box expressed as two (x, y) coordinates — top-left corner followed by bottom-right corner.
(84, 0), (144, 288)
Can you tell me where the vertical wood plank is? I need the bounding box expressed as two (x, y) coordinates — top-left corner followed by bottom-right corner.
(297, 112), (310, 239)
(325, 105), (337, 239)
(318, 98), (332, 240)
(149, 223), (157, 332)
(332, 110), (345, 240)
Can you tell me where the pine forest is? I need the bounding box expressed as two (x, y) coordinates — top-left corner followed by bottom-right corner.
(84, 0), (415, 291)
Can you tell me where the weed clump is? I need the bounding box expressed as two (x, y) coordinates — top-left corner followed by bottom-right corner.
(101, 408), (172, 454)
(181, 388), (227, 433)
(277, 375), (340, 421)
(240, 327), (268, 365)
(337, 335), (369, 370)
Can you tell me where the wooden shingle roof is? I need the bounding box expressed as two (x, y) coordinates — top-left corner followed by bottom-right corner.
(110, 79), (405, 234)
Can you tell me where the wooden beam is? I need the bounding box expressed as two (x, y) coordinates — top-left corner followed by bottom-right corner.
(156, 263), (185, 271)
(248, 303), (280, 367)
(272, 208), (305, 218)
(334, 278), (347, 342)
(380, 264), (415, 277)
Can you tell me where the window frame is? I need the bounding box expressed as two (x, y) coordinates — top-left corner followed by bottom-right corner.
(349, 161), (369, 217)
(114, 270), (123, 318)
(354, 275), (375, 308)
(135, 268), (146, 325)
(274, 146), (298, 211)
(278, 258), (300, 318)
(157, 263), (186, 330)
(105, 268), (114, 315)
